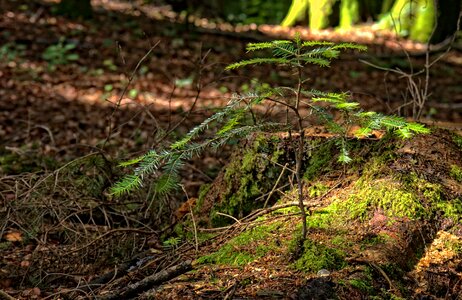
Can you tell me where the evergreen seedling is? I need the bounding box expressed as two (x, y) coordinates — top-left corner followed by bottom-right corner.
(111, 35), (429, 242)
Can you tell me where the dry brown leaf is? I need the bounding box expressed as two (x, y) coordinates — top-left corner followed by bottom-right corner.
(4, 231), (22, 242)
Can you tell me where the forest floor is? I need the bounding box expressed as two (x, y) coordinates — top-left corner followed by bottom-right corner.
(1, 0), (462, 299)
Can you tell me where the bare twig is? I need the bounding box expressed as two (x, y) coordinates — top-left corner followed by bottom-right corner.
(215, 212), (241, 224)
(103, 41), (160, 148)
(153, 48), (211, 147)
(181, 185), (199, 252)
(263, 163), (288, 208)
(67, 228), (156, 254)
(0, 290), (16, 300)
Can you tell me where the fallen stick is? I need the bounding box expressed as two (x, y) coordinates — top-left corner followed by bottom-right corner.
(100, 260), (192, 300)
(0, 290), (16, 300)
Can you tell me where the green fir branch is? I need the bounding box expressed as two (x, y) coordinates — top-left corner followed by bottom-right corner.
(332, 43), (368, 51)
(301, 41), (335, 47)
(272, 43), (296, 58)
(246, 40), (291, 52)
(299, 57), (331, 67)
(153, 173), (180, 195)
(110, 174), (143, 197)
(226, 58), (292, 70)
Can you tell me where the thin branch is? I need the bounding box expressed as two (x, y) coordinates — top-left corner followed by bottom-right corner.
(215, 212), (241, 224)
(103, 41), (160, 148)
(101, 260), (192, 300)
(263, 163), (288, 208)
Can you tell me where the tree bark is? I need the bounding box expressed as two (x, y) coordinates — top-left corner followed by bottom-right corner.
(308, 0), (335, 29)
(410, 0), (436, 42)
(339, 0), (360, 29)
(281, 0), (310, 27)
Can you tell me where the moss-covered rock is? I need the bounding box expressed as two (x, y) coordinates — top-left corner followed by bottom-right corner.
(158, 129), (462, 299)
(197, 133), (295, 227)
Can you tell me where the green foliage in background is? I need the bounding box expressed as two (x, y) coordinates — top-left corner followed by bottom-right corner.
(280, 0), (457, 43)
(0, 43), (26, 62)
(167, 0), (291, 25)
(42, 38), (79, 70)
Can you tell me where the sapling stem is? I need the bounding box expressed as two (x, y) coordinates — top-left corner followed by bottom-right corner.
(295, 62), (307, 241)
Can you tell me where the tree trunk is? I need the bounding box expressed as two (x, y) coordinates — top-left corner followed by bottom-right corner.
(308, 0), (335, 29)
(281, 0), (310, 27)
(410, 0), (435, 42)
(339, 0), (360, 29)
(377, 0), (413, 36)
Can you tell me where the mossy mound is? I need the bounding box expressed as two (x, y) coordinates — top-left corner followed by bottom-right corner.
(195, 133), (296, 227)
(177, 128), (462, 299)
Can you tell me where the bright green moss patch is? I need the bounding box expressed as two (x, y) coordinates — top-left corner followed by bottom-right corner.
(197, 244), (256, 266)
(197, 222), (282, 266)
(308, 182), (329, 197)
(450, 165), (462, 182)
(403, 173), (462, 221)
(306, 203), (339, 229)
(344, 178), (425, 220)
(291, 238), (347, 273)
(436, 198), (462, 222)
(334, 170), (461, 223)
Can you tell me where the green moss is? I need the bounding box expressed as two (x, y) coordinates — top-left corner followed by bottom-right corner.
(308, 182), (329, 198)
(360, 152), (393, 179)
(445, 237), (462, 255)
(452, 134), (462, 150)
(438, 198), (462, 222)
(337, 170), (460, 222)
(197, 222), (281, 266)
(342, 178), (424, 220)
(349, 278), (373, 293)
(331, 235), (353, 248)
(306, 204), (338, 229)
(450, 165), (462, 182)
(403, 173), (462, 221)
(272, 204), (300, 215)
(195, 183), (211, 212)
(360, 234), (390, 247)
(381, 263), (405, 280)
(172, 218), (216, 243)
(211, 134), (289, 227)
(197, 244), (255, 266)
(303, 139), (335, 181)
(292, 239), (347, 273)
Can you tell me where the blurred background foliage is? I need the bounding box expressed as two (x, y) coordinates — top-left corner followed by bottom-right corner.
(58, 0), (460, 43)
(162, 0), (292, 25)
